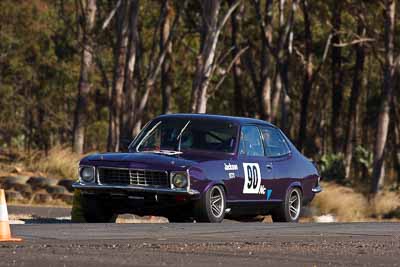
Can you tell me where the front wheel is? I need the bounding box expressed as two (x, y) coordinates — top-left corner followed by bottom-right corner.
(195, 185), (226, 223)
(272, 187), (302, 223)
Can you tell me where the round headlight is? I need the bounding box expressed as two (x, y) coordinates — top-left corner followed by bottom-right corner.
(172, 173), (188, 188)
(80, 167), (94, 183)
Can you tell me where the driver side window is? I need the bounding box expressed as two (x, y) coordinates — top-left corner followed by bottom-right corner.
(260, 127), (290, 157)
(239, 126), (264, 157)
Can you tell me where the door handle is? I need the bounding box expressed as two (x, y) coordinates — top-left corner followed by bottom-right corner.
(266, 164), (273, 170)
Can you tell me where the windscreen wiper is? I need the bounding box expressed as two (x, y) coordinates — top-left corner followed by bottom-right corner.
(136, 121), (162, 152)
(177, 120), (191, 152)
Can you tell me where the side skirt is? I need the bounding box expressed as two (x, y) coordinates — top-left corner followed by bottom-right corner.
(226, 200), (282, 217)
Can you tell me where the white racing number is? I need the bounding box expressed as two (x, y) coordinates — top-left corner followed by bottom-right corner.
(242, 163), (261, 194)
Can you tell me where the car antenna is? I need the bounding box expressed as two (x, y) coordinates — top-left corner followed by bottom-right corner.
(177, 120), (191, 152)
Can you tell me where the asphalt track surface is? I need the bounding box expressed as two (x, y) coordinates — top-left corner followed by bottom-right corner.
(0, 221), (399, 267)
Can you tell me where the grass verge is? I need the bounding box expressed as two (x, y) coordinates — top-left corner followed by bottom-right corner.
(25, 146), (81, 179)
(311, 182), (400, 221)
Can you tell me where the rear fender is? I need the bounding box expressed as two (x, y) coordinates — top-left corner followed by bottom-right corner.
(286, 181), (303, 198)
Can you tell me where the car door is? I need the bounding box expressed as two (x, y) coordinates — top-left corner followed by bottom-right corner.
(259, 126), (292, 202)
(236, 125), (274, 202)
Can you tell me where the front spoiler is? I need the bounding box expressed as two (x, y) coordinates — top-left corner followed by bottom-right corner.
(72, 182), (200, 196)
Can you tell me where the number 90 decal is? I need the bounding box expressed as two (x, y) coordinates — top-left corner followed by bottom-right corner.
(242, 163), (261, 194)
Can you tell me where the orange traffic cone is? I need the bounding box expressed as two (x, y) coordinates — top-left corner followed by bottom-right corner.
(0, 189), (22, 242)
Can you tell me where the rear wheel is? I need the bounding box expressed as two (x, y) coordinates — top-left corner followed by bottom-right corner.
(81, 195), (116, 223)
(272, 187), (302, 223)
(195, 185), (226, 223)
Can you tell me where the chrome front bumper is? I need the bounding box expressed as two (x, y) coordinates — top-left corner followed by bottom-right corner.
(73, 182), (200, 195)
(312, 185), (322, 193)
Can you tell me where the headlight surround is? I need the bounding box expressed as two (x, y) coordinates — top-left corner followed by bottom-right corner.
(171, 172), (188, 189)
(80, 166), (95, 183)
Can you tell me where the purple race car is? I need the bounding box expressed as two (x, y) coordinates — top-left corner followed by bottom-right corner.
(73, 114), (321, 223)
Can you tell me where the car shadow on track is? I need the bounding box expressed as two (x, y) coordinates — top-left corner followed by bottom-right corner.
(20, 217), (71, 224)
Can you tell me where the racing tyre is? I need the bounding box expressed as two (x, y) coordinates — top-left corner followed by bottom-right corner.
(81, 195), (116, 223)
(195, 185), (226, 223)
(272, 187), (302, 223)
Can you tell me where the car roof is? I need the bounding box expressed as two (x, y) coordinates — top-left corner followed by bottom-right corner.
(156, 113), (275, 127)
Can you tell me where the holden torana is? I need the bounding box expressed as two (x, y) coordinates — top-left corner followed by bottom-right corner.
(73, 114), (322, 223)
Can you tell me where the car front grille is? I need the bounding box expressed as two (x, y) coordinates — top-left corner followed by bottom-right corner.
(97, 167), (169, 188)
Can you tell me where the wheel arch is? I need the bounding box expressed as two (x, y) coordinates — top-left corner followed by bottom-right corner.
(202, 181), (228, 198)
(287, 181), (303, 197)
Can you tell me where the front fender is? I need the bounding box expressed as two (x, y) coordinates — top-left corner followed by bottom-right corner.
(188, 166), (227, 198)
(202, 181), (227, 196)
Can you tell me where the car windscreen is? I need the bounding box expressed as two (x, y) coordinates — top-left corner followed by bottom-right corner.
(135, 118), (238, 153)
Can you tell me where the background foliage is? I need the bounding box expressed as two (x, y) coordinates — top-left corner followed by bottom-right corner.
(0, 0), (399, 193)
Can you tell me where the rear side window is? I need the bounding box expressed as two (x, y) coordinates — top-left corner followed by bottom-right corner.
(260, 127), (290, 157)
(239, 126), (264, 156)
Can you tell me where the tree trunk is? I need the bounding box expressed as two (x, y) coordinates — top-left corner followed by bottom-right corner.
(270, 0), (285, 123)
(330, 1), (343, 153)
(280, 91), (291, 133)
(280, 57), (291, 134)
(131, 0), (181, 135)
(160, 0), (173, 114)
(252, 0), (296, 124)
(371, 0), (396, 194)
(191, 0), (221, 113)
(297, 0), (313, 152)
(72, 0), (97, 154)
(107, 0), (130, 152)
(279, 4), (296, 132)
(121, 0), (139, 145)
(393, 106), (400, 185)
(344, 19), (365, 179)
(258, 0), (273, 121)
(191, 0), (238, 113)
(270, 68), (282, 122)
(230, 0), (244, 116)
